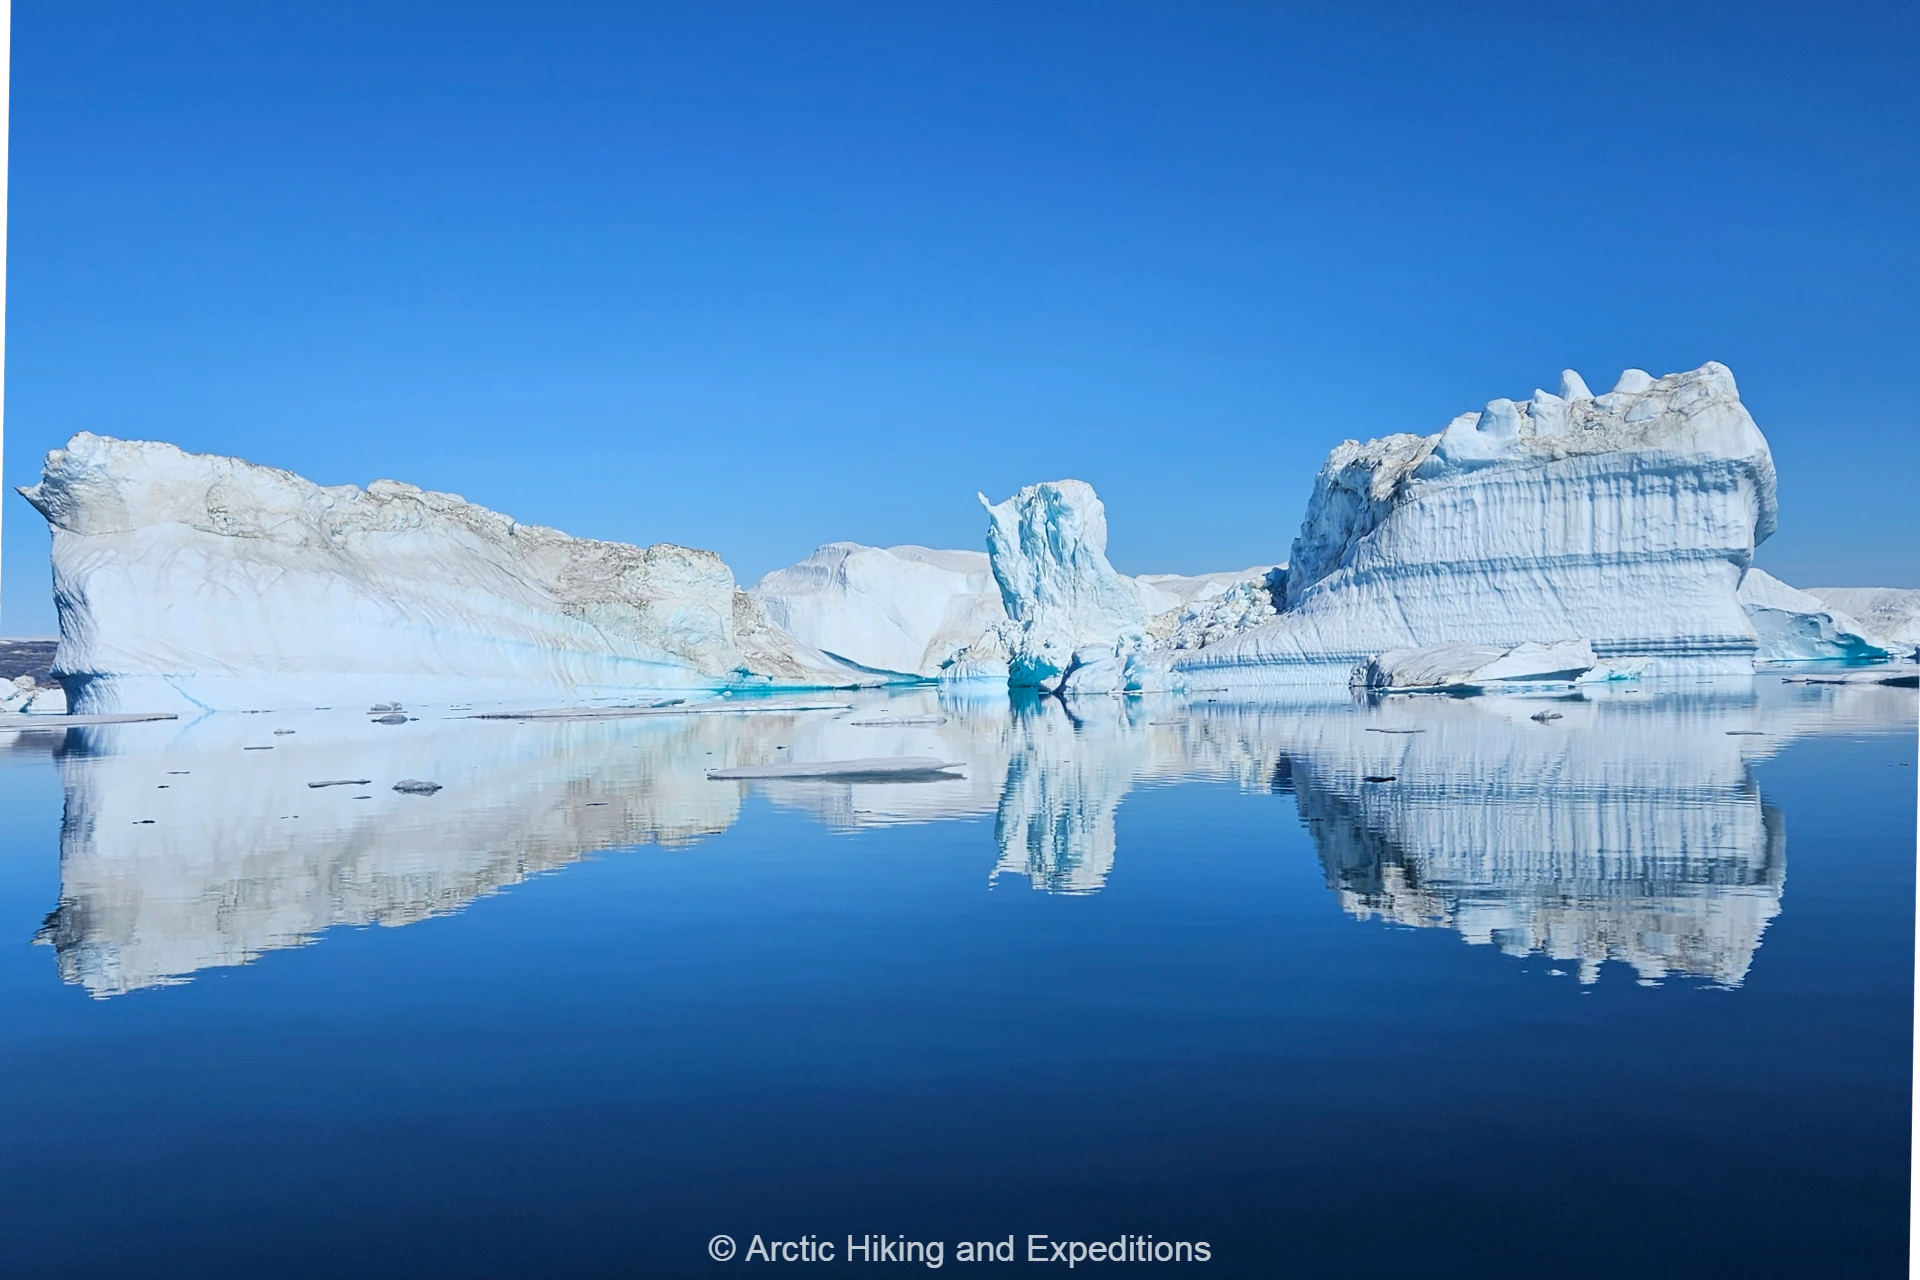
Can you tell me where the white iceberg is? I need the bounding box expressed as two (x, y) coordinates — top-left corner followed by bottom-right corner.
(749, 542), (1005, 680)
(19, 434), (868, 713)
(1, 675), (69, 715)
(979, 480), (1149, 691)
(1736, 568), (1893, 663)
(1177, 363), (1782, 685)
(1802, 587), (1920, 658)
(969, 479), (1282, 693)
(1351, 639), (1602, 691)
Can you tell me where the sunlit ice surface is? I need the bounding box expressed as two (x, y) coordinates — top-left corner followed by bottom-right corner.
(0, 675), (1912, 1277)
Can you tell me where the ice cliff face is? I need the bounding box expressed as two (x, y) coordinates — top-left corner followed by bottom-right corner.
(749, 543), (1006, 679)
(1803, 587), (1920, 659)
(19, 434), (863, 712)
(1180, 363), (1781, 683)
(1736, 568), (1896, 662)
(979, 480), (1149, 691)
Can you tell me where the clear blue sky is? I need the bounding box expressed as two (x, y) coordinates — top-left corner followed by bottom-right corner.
(4, 0), (1915, 634)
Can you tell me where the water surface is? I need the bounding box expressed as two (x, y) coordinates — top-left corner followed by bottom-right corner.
(0, 678), (1912, 1276)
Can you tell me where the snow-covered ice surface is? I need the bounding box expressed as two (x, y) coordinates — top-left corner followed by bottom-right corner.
(1737, 568), (1895, 662)
(1178, 364), (1782, 685)
(1803, 587), (1920, 657)
(749, 543), (1005, 679)
(19, 434), (869, 713)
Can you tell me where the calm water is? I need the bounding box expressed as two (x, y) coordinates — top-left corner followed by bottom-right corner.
(0, 678), (1913, 1277)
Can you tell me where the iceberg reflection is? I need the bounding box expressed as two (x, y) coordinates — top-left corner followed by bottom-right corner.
(17, 679), (1910, 994)
(1267, 695), (1789, 986)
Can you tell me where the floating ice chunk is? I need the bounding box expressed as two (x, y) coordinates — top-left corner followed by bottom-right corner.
(1060, 647), (1126, 696)
(706, 757), (965, 781)
(1352, 639), (1600, 691)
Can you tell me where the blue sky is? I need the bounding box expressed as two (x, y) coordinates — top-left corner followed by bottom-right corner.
(3, 0), (1914, 634)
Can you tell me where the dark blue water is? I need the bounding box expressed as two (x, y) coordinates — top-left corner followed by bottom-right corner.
(0, 681), (1911, 1277)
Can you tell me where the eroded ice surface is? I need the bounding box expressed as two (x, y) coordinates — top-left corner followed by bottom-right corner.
(17, 671), (1910, 997)
(18, 434), (868, 714)
(977, 480), (1148, 691)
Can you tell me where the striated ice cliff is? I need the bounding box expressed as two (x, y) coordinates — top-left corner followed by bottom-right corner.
(19, 434), (866, 712)
(749, 543), (1006, 680)
(1178, 363), (1781, 684)
(1736, 568), (1895, 662)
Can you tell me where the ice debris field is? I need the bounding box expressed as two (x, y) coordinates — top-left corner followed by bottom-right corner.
(8, 361), (1917, 718)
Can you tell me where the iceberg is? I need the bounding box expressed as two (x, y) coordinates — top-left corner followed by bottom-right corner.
(1, 676), (69, 715)
(1802, 587), (1920, 659)
(979, 480), (1149, 691)
(1736, 568), (1893, 663)
(1177, 363), (1782, 684)
(749, 542), (1005, 680)
(18, 434), (867, 713)
(970, 479), (1282, 693)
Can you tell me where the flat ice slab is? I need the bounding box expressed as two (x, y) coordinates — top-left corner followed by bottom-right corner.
(474, 701), (853, 721)
(0, 712), (180, 729)
(707, 757), (965, 781)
